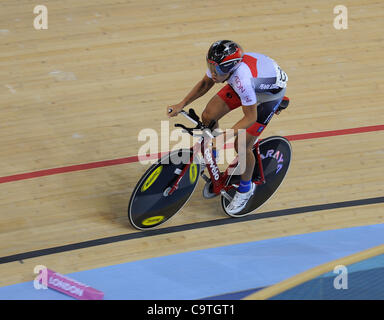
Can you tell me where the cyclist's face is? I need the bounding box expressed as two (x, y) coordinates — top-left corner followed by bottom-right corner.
(212, 72), (229, 83)
(208, 61), (229, 83)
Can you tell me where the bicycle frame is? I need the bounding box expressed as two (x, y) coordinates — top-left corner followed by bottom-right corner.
(166, 128), (266, 198)
(200, 137), (266, 193)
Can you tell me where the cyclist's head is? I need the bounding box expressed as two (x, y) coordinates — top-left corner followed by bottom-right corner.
(206, 40), (244, 78)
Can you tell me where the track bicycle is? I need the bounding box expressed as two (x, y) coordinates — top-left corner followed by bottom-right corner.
(128, 108), (292, 230)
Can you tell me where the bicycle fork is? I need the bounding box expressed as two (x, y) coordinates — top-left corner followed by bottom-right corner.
(163, 138), (203, 197)
(163, 135), (222, 197)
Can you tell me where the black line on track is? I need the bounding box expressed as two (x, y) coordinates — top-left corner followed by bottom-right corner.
(1, 196), (383, 264)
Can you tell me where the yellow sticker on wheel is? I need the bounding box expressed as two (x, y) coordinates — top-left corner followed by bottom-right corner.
(141, 166), (162, 192)
(142, 216), (165, 226)
(189, 163), (198, 184)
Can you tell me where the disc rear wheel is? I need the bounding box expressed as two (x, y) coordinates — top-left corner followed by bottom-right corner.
(221, 136), (292, 217)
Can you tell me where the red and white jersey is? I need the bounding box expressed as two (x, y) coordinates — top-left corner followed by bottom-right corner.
(206, 52), (288, 106)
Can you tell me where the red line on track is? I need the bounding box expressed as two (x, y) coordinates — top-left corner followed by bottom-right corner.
(285, 125), (384, 141)
(0, 124), (383, 184)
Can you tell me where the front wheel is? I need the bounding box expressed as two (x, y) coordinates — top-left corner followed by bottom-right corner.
(221, 136), (292, 217)
(128, 149), (200, 230)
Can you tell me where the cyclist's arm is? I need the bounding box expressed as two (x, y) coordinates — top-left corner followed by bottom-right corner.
(180, 75), (214, 108)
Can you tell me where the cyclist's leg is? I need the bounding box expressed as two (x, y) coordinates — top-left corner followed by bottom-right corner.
(234, 131), (257, 181)
(201, 84), (241, 128)
(235, 97), (284, 181)
(247, 97), (284, 140)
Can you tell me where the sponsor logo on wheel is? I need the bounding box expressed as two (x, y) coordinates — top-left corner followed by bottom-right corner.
(142, 216), (165, 226)
(141, 166), (163, 192)
(189, 163), (198, 184)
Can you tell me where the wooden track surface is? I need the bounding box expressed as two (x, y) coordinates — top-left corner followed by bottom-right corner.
(0, 0), (383, 287)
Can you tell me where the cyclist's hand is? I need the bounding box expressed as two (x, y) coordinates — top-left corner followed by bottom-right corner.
(167, 103), (184, 118)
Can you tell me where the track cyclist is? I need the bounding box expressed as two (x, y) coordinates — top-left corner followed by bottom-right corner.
(167, 40), (289, 214)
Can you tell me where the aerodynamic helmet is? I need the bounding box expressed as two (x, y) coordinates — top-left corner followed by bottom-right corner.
(206, 40), (244, 76)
